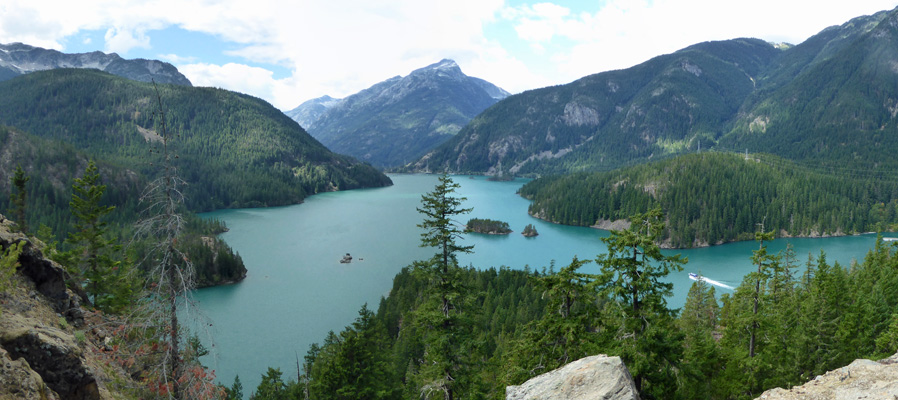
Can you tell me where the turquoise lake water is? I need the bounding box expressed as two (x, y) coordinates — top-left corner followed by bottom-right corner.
(197, 174), (880, 392)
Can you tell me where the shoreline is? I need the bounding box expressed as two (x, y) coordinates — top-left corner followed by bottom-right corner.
(528, 211), (881, 250)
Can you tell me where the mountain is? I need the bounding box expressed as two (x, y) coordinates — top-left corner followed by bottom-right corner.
(292, 59), (510, 168)
(285, 95), (342, 128)
(410, 39), (780, 175)
(0, 69), (391, 211)
(721, 8), (898, 170)
(0, 42), (191, 86)
(410, 7), (898, 176)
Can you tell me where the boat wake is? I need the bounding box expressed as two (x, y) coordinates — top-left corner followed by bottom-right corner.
(688, 273), (734, 290)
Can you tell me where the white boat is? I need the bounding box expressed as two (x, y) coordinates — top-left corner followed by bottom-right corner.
(687, 272), (734, 290)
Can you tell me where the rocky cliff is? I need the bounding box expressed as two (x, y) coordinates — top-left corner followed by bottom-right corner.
(506, 354), (640, 400)
(756, 353), (898, 400)
(0, 42), (191, 86)
(0, 215), (135, 399)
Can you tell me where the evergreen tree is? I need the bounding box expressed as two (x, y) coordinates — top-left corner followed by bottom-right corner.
(0, 241), (23, 304)
(677, 277), (721, 399)
(226, 375), (243, 400)
(411, 174), (474, 400)
(307, 304), (395, 400)
(65, 160), (133, 311)
(9, 164), (29, 234)
(748, 230), (776, 358)
(795, 252), (852, 378)
(251, 368), (289, 400)
(717, 230), (784, 398)
(503, 257), (600, 385)
(595, 207), (685, 398)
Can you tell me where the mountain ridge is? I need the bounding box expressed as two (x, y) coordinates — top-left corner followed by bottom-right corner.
(288, 59), (510, 168)
(408, 7), (898, 176)
(0, 42), (192, 86)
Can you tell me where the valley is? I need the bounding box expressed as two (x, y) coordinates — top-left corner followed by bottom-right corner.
(2, 4), (898, 399)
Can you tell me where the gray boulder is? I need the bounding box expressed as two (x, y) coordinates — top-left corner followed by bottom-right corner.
(506, 354), (640, 400)
(756, 352), (898, 400)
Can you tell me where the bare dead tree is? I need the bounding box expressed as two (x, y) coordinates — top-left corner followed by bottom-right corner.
(130, 82), (218, 399)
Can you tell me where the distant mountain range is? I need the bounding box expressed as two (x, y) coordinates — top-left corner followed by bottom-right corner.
(286, 59), (509, 168)
(285, 95), (341, 129)
(0, 42), (191, 86)
(409, 7), (898, 176)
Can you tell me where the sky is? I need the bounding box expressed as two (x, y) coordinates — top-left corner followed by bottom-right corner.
(2, 1), (897, 111)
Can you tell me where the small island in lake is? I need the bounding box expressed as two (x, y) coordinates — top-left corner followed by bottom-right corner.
(522, 223), (539, 237)
(466, 218), (512, 235)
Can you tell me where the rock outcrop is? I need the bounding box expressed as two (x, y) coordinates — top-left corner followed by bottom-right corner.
(506, 354), (640, 400)
(0, 214), (133, 399)
(756, 353), (898, 400)
(0, 215), (85, 325)
(1, 315), (99, 399)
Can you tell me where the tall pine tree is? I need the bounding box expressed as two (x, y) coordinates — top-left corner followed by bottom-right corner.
(596, 207), (685, 398)
(9, 164), (29, 234)
(410, 174), (474, 400)
(66, 160), (133, 311)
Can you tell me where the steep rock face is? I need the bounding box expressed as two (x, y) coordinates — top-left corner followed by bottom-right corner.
(298, 59), (510, 168)
(0, 42), (191, 86)
(506, 354), (640, 400)
(0, 346), (52, 400)
(0, 214), (130, 399)
(756, 353), (898, 400)
(1, 316), (99, 400)
(0, 215), (85, 323)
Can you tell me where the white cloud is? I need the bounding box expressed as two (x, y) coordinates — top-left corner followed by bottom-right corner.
(502, 0), (898, 85)
(104, 26), (151, 54)
(2, 0), (897, 109)
(180, 62), (278, 100)
(157, 53), (197, 64)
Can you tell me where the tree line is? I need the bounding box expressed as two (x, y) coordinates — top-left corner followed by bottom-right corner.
(519, 152), (898, 248)
(236, 175), (898, 400)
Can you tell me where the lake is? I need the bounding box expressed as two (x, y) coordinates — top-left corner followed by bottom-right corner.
(197, 174), (879, 392)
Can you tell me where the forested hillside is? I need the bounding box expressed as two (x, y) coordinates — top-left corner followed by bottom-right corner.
(519, 152), (898, 248)
(0, 125), (246, 287)
(721, 8), (898, 172)
(409, 7), (898, 176)
(0, 69), (392, 211)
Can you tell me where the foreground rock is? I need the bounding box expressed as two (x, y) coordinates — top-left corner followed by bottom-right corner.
(506, 354), (640, 400)
(0, 215), (85, 324)
(756, 353), (898, 399)
(1, 214), (135, 399)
